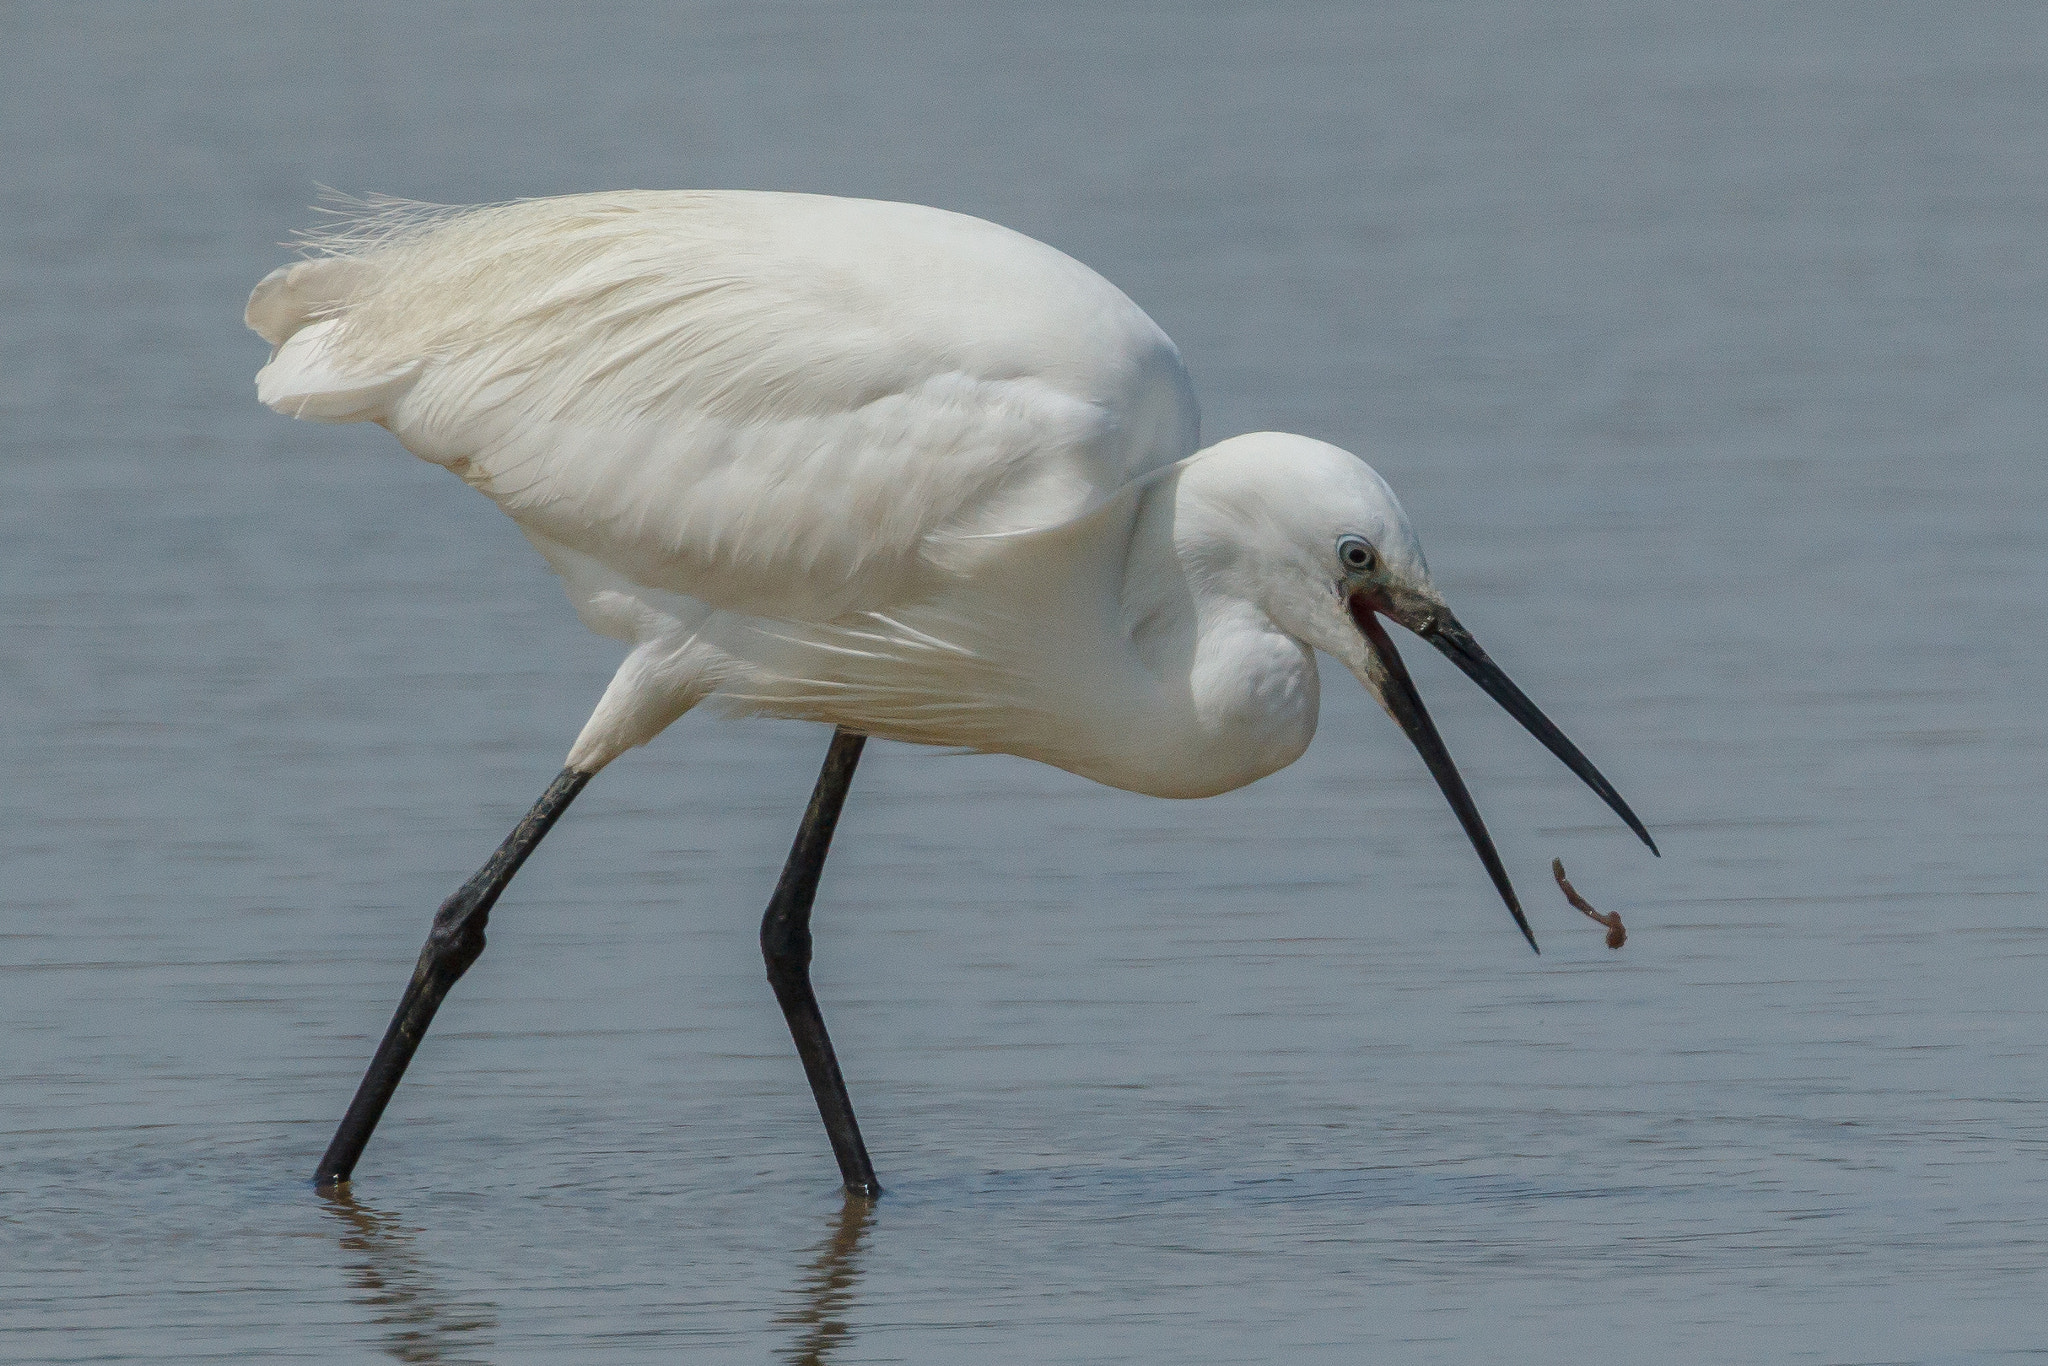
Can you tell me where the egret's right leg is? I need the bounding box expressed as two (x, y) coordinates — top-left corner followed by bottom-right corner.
(313, 766), (592, 1189)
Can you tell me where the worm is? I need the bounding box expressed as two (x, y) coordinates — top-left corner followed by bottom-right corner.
(1551, 858), (1626, 950)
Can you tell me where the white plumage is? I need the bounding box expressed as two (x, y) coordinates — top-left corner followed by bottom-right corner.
(248, 190), (1651, 840)
(249, 191), (1446, 798)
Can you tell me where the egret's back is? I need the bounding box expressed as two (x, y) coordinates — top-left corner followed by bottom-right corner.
(251, 192), (1199, 622)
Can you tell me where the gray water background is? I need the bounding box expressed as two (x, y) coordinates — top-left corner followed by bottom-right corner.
(4, 1), (2046, 1360)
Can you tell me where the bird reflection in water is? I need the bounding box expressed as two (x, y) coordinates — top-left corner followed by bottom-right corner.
(321, 1188), (496, 1365)
(774, 1196), (877, 1366)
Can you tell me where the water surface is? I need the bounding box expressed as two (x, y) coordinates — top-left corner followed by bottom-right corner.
(4, 2), (2046, 1361)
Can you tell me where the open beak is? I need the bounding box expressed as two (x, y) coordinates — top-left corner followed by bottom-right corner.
(1349, 590), (1657, 955)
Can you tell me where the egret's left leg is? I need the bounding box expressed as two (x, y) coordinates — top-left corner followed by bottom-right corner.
(761, 728), (882, 1197)
(313, 767), (592, 1188)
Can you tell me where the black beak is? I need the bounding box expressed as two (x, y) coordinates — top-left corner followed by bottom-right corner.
(1351, 600), (1540, 953)
(1350, 591), (1656, 954)
(1398, 603), (1658, 857)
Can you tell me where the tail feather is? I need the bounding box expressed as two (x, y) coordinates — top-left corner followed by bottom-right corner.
(245, 257), (377, 346)
(248, 257), (417, 423)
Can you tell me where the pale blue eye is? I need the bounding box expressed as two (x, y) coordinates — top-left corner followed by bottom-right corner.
(1337, 535), (1376, 573)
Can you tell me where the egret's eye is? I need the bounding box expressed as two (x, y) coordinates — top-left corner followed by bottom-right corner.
(1337, 535), (1377, 573)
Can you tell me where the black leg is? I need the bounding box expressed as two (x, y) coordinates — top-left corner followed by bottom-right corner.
(314, 766), (592, 1189)
(761, 728), (881, 1197)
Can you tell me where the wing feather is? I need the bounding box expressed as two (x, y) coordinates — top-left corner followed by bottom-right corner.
(251, 191), (1199, 621)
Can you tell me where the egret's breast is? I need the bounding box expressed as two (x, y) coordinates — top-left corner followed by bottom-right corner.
(1184, 622), (1321, 797)
(1057, 607), (1320, 800)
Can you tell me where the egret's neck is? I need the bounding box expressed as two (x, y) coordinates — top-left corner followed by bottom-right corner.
(1073, 466), (1320, 798)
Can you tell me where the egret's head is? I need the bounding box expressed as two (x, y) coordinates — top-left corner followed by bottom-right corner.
(1183, 432), (1657, 952)
(1176, 433), (1431, 639)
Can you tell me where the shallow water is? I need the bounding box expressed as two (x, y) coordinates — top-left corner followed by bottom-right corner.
(4, 1), (2047, 1361)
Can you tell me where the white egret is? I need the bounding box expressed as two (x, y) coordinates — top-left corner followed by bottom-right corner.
(249, 191), (1655, 1196)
